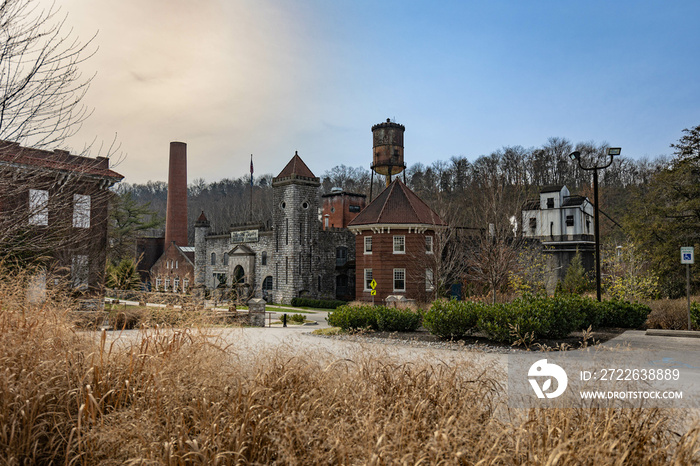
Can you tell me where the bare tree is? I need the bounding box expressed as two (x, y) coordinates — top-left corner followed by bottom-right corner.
(0, 0), (96, 149)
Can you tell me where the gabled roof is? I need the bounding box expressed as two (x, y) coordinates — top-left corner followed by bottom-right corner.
(0, 140), (124, 180)
(228, 244), (255, 255)
(562, 195), (588, 207)
(348, 179), (446, 227)
(274, 151), (317, 180)
(540, 185), (565, 194)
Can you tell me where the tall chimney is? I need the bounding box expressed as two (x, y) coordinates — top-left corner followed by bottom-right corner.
(164, 141), (188, 247)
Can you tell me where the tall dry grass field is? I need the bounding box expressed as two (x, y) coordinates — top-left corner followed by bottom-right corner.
(1, 269), (699, 464)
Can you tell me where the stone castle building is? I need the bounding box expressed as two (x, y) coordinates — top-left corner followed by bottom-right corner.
(194, 152), (360, 304)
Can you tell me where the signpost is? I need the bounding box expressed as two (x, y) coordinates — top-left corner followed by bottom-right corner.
(370, 279), (377, 305)
(681, 247), (694, 330)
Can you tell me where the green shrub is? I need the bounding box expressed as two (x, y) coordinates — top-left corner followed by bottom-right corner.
(594, 300), (650, 328)
(290, 297), (347, 309)
(422, 300), (484, 339)
(326, 305), (421, 332)
(376, 306), (422, 332)
(477, 294), (585, 343)
(424, 294), (648, 344)
(692, 302), (700, 328)
(289, 313), (306, 324)
(327, 305), (378, 330)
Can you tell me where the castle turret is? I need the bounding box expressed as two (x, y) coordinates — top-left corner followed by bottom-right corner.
(271, 151), (320, 304)
(194, 211), (210, 287)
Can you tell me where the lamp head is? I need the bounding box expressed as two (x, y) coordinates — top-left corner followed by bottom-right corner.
(607, 147), (621, 157)
(569, 151), (581, 161)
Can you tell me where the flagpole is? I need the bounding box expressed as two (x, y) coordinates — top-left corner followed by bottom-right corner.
(249, 154), (253, 224)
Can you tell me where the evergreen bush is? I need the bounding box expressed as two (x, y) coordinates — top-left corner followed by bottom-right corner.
(327, 305), (421, 332)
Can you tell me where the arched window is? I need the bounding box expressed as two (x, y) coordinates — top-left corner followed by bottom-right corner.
(233, 265), (245, 284)
(261, 251), (268, 266)
(211, 252), (216, 265)
(262, 276), (273, 291)
(223, 254), (229, 266)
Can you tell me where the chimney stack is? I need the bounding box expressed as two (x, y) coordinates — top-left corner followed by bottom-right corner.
(164, 141), (188, 247)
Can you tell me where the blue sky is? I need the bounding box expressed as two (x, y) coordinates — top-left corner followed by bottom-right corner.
(51, 0), (700, 183)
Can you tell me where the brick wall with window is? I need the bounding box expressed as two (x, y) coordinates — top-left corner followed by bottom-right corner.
(354, 229), (436, 302)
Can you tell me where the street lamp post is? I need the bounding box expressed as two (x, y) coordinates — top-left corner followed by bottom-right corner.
(569, 147), (620, 301)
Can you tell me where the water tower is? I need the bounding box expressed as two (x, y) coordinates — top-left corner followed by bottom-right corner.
(370, 118), (406, 201)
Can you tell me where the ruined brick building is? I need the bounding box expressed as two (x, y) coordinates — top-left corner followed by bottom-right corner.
(0, 140), (123, 293)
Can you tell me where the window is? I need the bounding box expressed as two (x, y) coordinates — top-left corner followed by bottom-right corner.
(546, 197), (554, 209)
(425, 235), (433, 254)
(262, 275), (273, 291)
(364, 269), (373, 291)
(164, 279), (170, 292)
(183, 278), (189, 291)
(393, 268), (406, 292)
(174, 277), (180, 293)
(364, 236), (372, 254)
(262, 251), (267, 266)
(175, 260), (178, 269)
(28, 189), (49, 226)
(318, 275), (322, 291)
(349, 205), (361, 213)
(211, 252), (216, 266)
(426, 269), (434, 291)
(336, 247), (347, 266)
(324, 215), (329, 228)
(223, 254), (229, 266)
(155, 278), (162, 291)
(71, 255), (88, 290)
(393, 235), (405, 254)
(73, 194), (90, 228)
(529, 217), (537, 232)
(566, 215), (574, 227)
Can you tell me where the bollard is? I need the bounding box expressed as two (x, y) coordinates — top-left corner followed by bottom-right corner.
(282, 313), (287, 327)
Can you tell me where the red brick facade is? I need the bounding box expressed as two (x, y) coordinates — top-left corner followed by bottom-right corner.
(353, 228), (436, 303)
(150, 242), (195, 293)
(0, 141), (123, 294)
(321, 191), (366, 230)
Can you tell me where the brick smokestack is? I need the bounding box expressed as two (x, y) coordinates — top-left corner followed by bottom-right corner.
(164, 141), (188, 247)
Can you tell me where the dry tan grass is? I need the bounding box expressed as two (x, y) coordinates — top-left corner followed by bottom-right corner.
(1, 268), (699, 464)
(647, 299), (697, 330)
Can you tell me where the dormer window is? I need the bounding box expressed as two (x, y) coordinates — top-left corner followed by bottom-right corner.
(546, 197), (554, 209)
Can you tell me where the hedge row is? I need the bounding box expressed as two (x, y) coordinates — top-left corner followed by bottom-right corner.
(290, 297), (347, 309)
(327, 305), (421, 332)
(422, 294), (651, 344)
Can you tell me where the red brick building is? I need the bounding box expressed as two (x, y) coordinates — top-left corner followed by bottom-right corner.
(321, 189), (366, 230)
(0, 141), (123, 294)
(150, 242), (195, 293)
(348, 179), (446, 303)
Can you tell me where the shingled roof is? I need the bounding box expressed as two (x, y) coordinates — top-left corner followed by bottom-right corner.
(348, 179), (446, 227)
(0, 140), (124, 180)
(273, 151), (317, 181)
